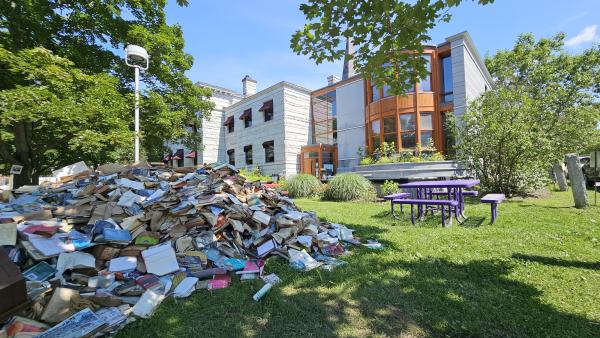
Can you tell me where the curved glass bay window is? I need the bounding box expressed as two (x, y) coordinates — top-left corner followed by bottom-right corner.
(365, 46), (454, 154)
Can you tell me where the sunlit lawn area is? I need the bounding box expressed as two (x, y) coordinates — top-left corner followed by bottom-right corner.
(119, 189), (600, 337)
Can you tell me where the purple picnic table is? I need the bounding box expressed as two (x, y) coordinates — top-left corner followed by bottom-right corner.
(398, 179), (480, 223)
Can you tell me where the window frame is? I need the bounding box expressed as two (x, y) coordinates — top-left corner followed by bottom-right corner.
(440, 54), (453, 103)
(263, 140), (275, 163)
(399, 113), (417, 149)
(419, 112), (434, 147)
(261, 100), (274, 122)
(418, 54), (432, 92)
(227, 149), (235, 166)
(243, 145), (253, 165)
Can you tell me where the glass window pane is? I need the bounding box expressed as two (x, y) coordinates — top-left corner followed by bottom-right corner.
(371, 85), (380, 101)
(419, 55), (431, 91)
(400, 114), (416, 131)
(383, 84), (392, 97)
(371, 120), (380, 138)
(383, 116), (396, 134)
(384, 133), (397, 145)
(401, 132), (416, 148)
(442, 55), (453, 102)
(420, 131), (433, 147)
(420, 112), (433, 130)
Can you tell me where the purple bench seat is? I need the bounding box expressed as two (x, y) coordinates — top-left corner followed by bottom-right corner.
(392, 198), (458, 227)
(383, 192), (411, 200)
(480, 193), (505, 223)
(384, 192), (411, 218)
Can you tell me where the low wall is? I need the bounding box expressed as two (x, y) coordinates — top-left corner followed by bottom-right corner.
(338, 161), (467, 181)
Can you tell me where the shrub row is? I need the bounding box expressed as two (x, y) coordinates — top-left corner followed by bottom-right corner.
(283, 173), (376, 201)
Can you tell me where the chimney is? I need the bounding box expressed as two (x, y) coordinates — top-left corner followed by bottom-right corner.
(242, 75), (257, 97)
(327, 75), (340, 85)
(342, 37), (356, 80)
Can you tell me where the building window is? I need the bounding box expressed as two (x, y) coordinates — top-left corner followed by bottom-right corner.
(383, 84), (392, 98)
(383, 116), (397, 146)
(370, 120), (381, 150)
(227, 149), (235, 166)
(240, 109), (252, 128)
(399, 113), (416, 148)
(244, 145), (253, 165)
(420, 112), (434, 147)
(371, 84), (380, 102)
(224, 116), (234, 133)
(260, 100), (274, 122)
(441, 55), (453, 102)
(419, 55), (431, 92)
(263, 141), (274, 163)
(311, 90), (337, 144)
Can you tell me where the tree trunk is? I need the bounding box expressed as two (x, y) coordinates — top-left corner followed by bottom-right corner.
(12, 121), (34, 189)
(553, 162), (568, 191)
(565, 153), (588, 208)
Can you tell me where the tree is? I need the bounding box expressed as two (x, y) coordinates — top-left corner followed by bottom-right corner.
(0, 46), (133, 186)
(291, 0), (494, 95)
(0, 1), (214, 186)
(457, 34), (600, 196)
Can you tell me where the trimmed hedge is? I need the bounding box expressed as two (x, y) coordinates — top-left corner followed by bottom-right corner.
(283, 174), (322, 198)
(323, 173), (376, 201)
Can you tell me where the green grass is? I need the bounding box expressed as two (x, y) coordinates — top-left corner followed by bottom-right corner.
(118, 189), (600, 337)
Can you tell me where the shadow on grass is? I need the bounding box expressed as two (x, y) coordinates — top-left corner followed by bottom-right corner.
(119, 255), (599, 338)
(459, 216), (486, 227)
(517, 204), (574, 209)
(253, 256), (599, 337)
(513, 253), (600, 270)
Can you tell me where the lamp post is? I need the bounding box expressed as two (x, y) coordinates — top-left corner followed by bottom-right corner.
(124, 45), (149, 163)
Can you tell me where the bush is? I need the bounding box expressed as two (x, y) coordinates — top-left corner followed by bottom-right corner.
(239, 167), (271, 182)
(359, 157), (375, 165)
(376, 156), (393, 164)
(323, 173), (376, 201)
(283, 174), (322, 198)
(381, 180), (399, 196)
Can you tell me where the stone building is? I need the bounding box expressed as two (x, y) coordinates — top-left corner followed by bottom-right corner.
(165, 31), (492, 179)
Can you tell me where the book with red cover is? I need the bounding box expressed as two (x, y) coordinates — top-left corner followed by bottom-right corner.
(135, 274), (162, 290)
(207, 274), (231, 290)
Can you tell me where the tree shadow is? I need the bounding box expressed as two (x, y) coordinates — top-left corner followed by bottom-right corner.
(459, 216), (485, 227)
(517, 204), (574, 209)
(512, 253), (600, 270)
(256, 257), (599, 337)
(118, 255), (599, 338)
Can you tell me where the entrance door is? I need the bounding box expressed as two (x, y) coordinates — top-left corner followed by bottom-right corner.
(303, 157), (318, 176)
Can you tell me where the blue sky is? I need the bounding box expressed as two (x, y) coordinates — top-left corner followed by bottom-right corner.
(165, 0), (600, 93)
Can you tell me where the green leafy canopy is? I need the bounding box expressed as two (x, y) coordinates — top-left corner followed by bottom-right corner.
(290, 0), (494, 94)
(0, 0), (214, 185)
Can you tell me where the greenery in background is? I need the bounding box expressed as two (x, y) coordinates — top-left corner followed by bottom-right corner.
(381, 180), (400, 196)
(238, 167), (271, 182)
(283, 174), (322, 198)
(0, 47), (133, 183)
(322, 173), (376, 201)
(359, 141), (445, 165)
(457, 34), (600, 196)
(291, 0), (494, 96)
(0, 0), (214, 187)
(118, 190), (600, 337)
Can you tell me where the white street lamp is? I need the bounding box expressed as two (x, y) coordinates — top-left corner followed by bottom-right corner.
(124, 44), (149, 163)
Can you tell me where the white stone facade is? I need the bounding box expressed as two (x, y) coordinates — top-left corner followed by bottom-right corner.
(223, 82), (311, 177)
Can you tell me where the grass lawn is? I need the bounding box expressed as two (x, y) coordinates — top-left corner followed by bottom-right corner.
(118, 189), (600, 337)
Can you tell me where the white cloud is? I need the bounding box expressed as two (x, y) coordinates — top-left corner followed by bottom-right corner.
(565, 24), (599, 47)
